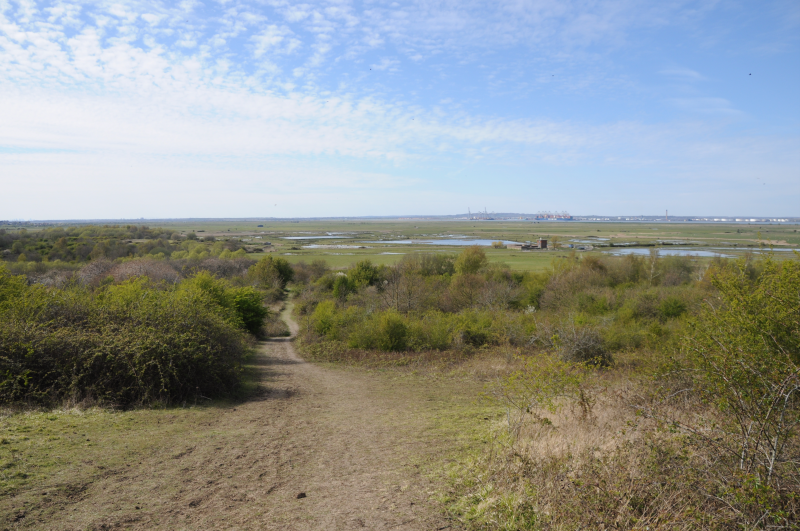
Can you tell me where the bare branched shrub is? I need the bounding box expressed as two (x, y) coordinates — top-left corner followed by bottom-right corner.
(77, 259), (115, 286)
(108, 259), (181, 284)
(29, 269), (75, 288)
(292, 259), (329, 283)
(347, 285), (385, 314)
(448, 273), (485, 310)
(539, 267), (601, 310)
(530, 317), (611, 366)
(478, 279), (522, 310)
(192, 257), (255, 278)
(380, 269), (425, 313)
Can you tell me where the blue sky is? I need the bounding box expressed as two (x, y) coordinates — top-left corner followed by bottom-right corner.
(0, 0), (798, 219)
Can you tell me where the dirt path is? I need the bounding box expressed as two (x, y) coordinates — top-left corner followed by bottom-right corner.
(26, 305), (465, 530)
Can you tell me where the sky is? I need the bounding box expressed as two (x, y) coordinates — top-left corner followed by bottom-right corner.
(0, 0), (798, 219)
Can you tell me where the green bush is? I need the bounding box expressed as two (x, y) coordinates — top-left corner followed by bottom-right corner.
(332, 275), (354, 299)
(377, 311), (408, 352)
(602, 322), (645, 352)
(311, 300), (338, 336)
(231, 287), (269, 335)
(0, 266), (27, 306)
(348, 260), (380, 287)
(343, 309), (407, 351)
(248, 256), (294, 288)
(407, 312), (453, 350)
(0, 272), (251, 406)
(658, 296), (686, 319)
(576, 292), (610, 315)
(179, 272), (269, 334)
(454, 246), (488, 275)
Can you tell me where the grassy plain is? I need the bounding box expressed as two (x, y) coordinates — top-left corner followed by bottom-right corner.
(149, 219), (799, 271)
(4, 219), (796, 272)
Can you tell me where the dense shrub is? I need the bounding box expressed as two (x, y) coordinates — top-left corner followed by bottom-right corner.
(294, 248), (718, 358)
(669, 258), (800, 507)
(454, 245), (488, 274)
(348, 259), (381, 287)
(178, 271), (269, 334)
(248, 256), (294, 288)
(347, 310), (409, 351)
(0, 267), (260, 406)
(658, 295), (686, 319)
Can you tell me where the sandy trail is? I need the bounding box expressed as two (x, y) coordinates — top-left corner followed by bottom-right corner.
(42, 305), (458, 530)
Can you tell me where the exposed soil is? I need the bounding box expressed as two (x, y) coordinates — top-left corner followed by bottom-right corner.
(8, 306), (470, 530)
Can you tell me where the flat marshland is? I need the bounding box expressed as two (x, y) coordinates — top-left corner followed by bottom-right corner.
(0, 220), (798, 529)
(3, 219), (798, 273)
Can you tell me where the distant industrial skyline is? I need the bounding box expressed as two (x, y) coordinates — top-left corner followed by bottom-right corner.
(3, 214), (798, 225)
(1, 0), (798, 219)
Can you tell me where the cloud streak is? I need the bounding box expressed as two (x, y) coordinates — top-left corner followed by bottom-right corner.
(0, 0), (798, 218)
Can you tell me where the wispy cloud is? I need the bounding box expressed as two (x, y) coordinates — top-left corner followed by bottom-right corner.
(659, 67), (706, 81)
(0, 0), (797, 218)
(369, 57), (398, 72)
(667, 97), (742, 115)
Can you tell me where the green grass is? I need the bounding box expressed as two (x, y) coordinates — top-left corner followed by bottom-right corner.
(5, 220), (797, 272)
(0, 346), (268, 503)
(0, 404), (242, 530)
(237, 219), (799, 271)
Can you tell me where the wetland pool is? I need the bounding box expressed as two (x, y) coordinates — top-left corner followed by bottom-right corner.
(368, 239), (521, 246)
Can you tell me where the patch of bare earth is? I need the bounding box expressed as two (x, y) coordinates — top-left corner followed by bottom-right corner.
(9, 307), (465, 530)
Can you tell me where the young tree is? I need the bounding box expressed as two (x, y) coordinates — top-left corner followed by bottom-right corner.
(249, 256), (294, 288)
(454, 245), (488, 275)
(348, 259), (380, 287)
(679, 257), (799, 490)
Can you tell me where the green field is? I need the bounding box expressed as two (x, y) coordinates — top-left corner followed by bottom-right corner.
(4, 219), (797, 271)
(150, 219), (799, 270)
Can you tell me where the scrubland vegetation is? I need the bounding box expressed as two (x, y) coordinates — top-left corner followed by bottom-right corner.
(1, 221), (797, 529)
(292, 247), (799, 529)
(0, 254), (294, 407)
(0, 225), (254, 268)
(295, 247), (703, 360)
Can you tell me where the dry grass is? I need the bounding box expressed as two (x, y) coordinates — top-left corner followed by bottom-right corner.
(292, 325), (799, 530)
(261, 302), (291, 338)
(440, 360), (799, 530)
